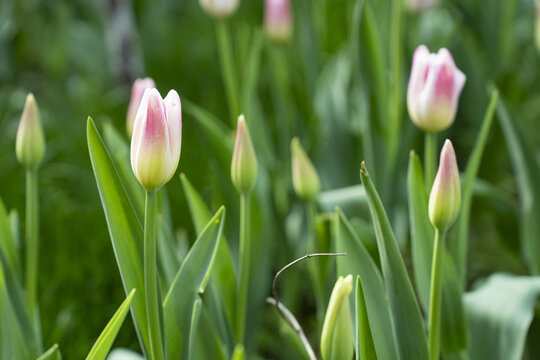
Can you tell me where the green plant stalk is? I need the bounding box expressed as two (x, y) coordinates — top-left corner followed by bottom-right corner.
(236, 193), (250, 345)
(216, 19), (240, 126)
(144, 190), (165, 360)
(428, 229), (445, 360)
(25, 169), (38, 322)
(424, 132), (437, 192)
(306, 201), (324, 327)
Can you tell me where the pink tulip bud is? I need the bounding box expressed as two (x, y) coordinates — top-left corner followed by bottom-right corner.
(264, 0), (293, 42)
(231, 115), (258, 194)
(127, 78), (156, 137)
(199, 0), (240, 18)
(407, 46), (466, 132)
(130, 88), (182, 191)
(429, 140), (461, 231)
(404, 0), (439, 12)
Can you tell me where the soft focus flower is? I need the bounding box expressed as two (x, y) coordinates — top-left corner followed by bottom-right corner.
(407, 45), (466, 132)
(127, 78), (156, 137)
(231, 115), (258, 194)
(320, 275), (354, 360)
(405, 0), (439, 12)
(199, 0), (240, 18)
(291, 137), (320, 201)
(16, 93), (45, 169)
(429, 139), (461, 231)
(264, 0), (293, 42)
(130, 88), (182, 191)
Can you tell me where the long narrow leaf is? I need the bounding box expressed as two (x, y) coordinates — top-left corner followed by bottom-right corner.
(85, 289), (136, 360)
(87, 117), (149, 354)
(37, 344), (62, 360)
(355, 276), (377, 360)
(360, 163), (429, 360)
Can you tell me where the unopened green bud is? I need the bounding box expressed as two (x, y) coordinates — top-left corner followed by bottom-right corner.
(321, 275), (354, 360)
(429, 139), (461, 231)
(291, 137), (320, 200)
(16, 94), (45, 169)
(231, 115), (258, 194)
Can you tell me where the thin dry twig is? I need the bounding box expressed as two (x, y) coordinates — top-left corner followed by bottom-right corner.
(270, 252), (347, 360)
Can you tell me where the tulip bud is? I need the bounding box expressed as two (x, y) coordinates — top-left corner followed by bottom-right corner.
(429, 140), (461, 231)
(320, 275), (354, 360)
(404, 0), (439, 12)
(231, 115), (258, 194)
(127, 77), (156, 138)
(291, 137), (320, 201)
(130, 88), (182, 191)
(407, 45), (466, 132)
(16, 94), (45, 170)
(199, 0), (239, 18)
(264, 0), (293, 42)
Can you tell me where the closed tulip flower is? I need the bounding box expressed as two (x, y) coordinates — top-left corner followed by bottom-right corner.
(264, 0), (293, 42)
(130, 88), (182, 191)
(291, 137), (320, 201)
(429, 139), (461, 231)
(407, 46), (466, 132)
(16, 93), (45, 170)
(231, 115), (258, 194)
(199, 0), (240, 18)
(127, 77), (156, 137)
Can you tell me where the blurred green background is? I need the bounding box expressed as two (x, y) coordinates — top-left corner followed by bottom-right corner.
(1, 0), (540, 357)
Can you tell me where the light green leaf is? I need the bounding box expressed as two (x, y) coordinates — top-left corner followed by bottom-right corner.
(187, 298), (203, 360)
(360, 163), (429, 360)
(180, 173), (236, 328)
(465, 273), (540, 360)
(0, 198), (20, 279)
(163, 207), (226, 359)
(451, 90), (498, 283)
(334, 207), (399, 360)
(37, 344), (62, 360)
(86, 289), (136, 360)
(496, 99), (540, 274)
(87, 117), (149, 354)
(355, 276), (377, 360)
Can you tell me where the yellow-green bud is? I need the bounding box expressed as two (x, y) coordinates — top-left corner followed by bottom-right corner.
(231, 115), (258, 194)
(291, 137), (320, 200)
(429, 139), (461, 231)
(321, 275), (354, 360)
(16, 94), (45, 169)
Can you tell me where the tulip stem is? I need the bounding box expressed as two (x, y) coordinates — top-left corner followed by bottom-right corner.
(216, 19), (240, 126)
(428, 229), (445, 360)
(25, 169), (39, 323)
(425, 131), (437, 191)
(305, 201), (324, 327)
(236, 193), (250, 346)
(144, 190), (165, 360)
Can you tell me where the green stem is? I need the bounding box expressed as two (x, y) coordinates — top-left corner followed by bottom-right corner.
(424, 132), (437, 192)
(144, 190), (165, 360)
(25, 169), (38, 322)
(216, 19), (240, 126)
(236, 194), (250, 345)
(305, 201), (324, 326)
(428, 229), (445, 360)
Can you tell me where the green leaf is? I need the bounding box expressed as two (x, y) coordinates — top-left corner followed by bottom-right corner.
(465, 274), (540, 360)
(180, 173), (236, 328)
(87, 117), (149, 354)
(406, 153), (467, 354)
(451, 90), (498, 283)
(355, 276), (377, 360)
(85, 289), (136, 360)
(187, 298), (203, 360)
(360, 163), (429, 360)
(37, 344), (62, 360)
(497, 99), (540, 274)
(334, 207), (400, 360)
(0, 198), (20, 279)
(163, 207), (226, 359)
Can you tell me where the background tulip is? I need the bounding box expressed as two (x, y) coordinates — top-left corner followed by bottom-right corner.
(407, 46), (466, 133)
(264, 0), (293, 42)
(130, 88), (182, 191)
(127, 78), (156, 137)
(291, 137), (320, 201)
(199, 0), (240, 18)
